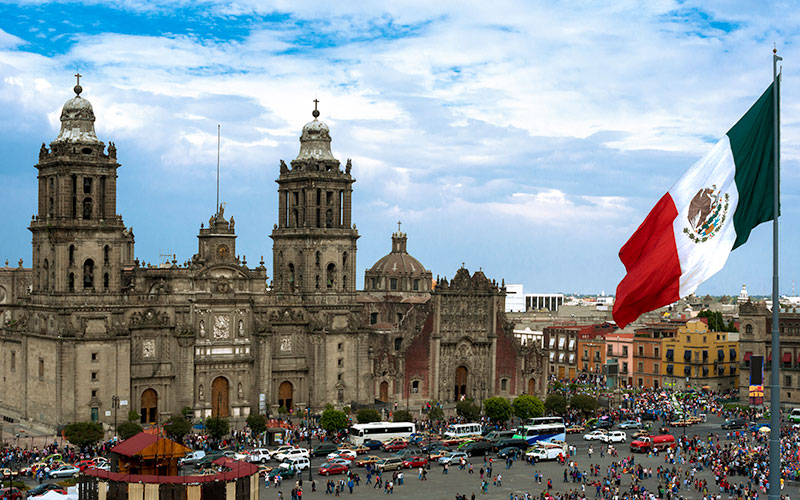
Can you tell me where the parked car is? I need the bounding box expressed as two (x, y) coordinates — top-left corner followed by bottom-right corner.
(195, 452), (225, 469)
(26, 483), (69, 497)
(630, 434), (676, 453)
(248, 448), (272, 463)
(618, 420), (642, 429)
(318, 462), (349, 476)
(376, 458), (404, 472)
(583, 430), (607, 441)
(526, 444), (566, 461)
(49, 464), (81, 478)
(402, 456), (428, 468)
(363, 439), (383, 450)
(313, 443), (340, 457)
(392, 449), (418, 459)
(600, 431), (627, 443)
(0, 469), (18, 480)
(325, 458), (351, 467)
(497, 447), (522, 459)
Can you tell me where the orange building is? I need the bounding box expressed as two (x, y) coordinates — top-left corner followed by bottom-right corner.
(632, 323), (678, 389)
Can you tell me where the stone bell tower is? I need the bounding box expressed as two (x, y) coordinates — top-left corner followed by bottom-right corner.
(29, 76), (135, 294)
(270, 101), (359, 294)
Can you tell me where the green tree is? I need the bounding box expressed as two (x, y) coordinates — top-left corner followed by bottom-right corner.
(569, 394), (599, 415)
(483, 397), (512, 423)
(164, 415), (192, 442)
(277, 406), (289, 415)
(320, 409), (349, 433)
(64, 422), (104, 449)
(117, 421), (143, 440)
(544, 394), (566, 415)
(697, 310), (736, 332)
(455, 399), (480, 421)
(512, 394), (545, 420)
(181, 406), (194, 419)
(127, 410), (141, 422)
(205, 416), (230, 440)
(246, 413), (268, 435)
(428, 407), (445, 422)
(356, 408), (381, 423)
(393, 410), (413, 422)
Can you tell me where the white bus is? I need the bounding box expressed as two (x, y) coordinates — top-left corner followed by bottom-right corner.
(514, 417), (566, 445)
(348, 422), (416, 445)
(443, 423), (482, 439)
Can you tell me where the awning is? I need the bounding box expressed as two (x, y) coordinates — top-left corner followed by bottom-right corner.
(744, 352), (752, 362)
(783, 352), (792, 363)
(684, 350), (691, 361)
(666, 349), (674, 360)
(730, 348), (737, 360)
(718, 349), (725, 361)
(684, 365), (691, 375)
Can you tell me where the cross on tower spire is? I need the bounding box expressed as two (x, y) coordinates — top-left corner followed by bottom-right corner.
(397, 220), (402, 233)
(312, 98), (320, 119)
(73, 72), (83, 96)
(75, 73), (81, 86)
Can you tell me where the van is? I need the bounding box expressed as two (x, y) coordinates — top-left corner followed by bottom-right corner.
(630, 434), (676, 453)
(789, 408), (800, 423)
(484, 430), (516, 442)
(279, 456), (310, 471)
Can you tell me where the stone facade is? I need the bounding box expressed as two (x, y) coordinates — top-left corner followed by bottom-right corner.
(0, 85), (546, 430)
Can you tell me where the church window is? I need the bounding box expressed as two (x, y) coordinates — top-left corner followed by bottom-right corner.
(10, 351), (15, 371)
(43, 260), (49, 290)
(288, 263), (295, 290)
(69, 245), (75, 267)
(99, 176), (106, 218)
(291, 208), (298, 227)
(339, 190), (343, 226)
(746, 324), (753, 334)
(325, 208), (333, 228)
(82, 197), (93, 220)
(337, 373), (342, 381)
(338, 358), (343, 367)
(342, 275), (348, 290)
(315, 275), (320, 289)
(68, 272), (75, 292)
(326, 263), (336, 289)
(337, 388), (344, 403)
(413, 279), (419, 291)
(83, 176), (92, 194)
(104, 246), (110, 265)
(83, 259), (94, 289)
(501, 378), (508, 391)
(316, 189), (322, 228)
(397, 313), (402, 324)
(370, 312), (378, 325)
(390, 278), (398, 291)
(48, 197), (54, 218)
(71, 175), (77, 219)
(91, 389), (97, 398)
(371, 278), (376, 289)
(394, 338), (402, 351)
(91, 352), (98, 362)
(338, 343), (343, 351)
(342, 252), (348, 267)
(315, 252), (320, 267)
(38, 358), (44, 379)
(103, 273), (109, 290)
(411, 380), (419, 393)
(91, 371), (97, 381)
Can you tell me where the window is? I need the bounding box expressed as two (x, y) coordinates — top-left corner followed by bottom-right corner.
(38, 358), (44, 379)
(370, 312), (378, 325)
(637, 362), (644, 373)
(397, 313), (403, 324)
(583, 349), (588, 359)
(337, 373), (342, 381)
(91, 352), (98, 362)
(337, 358), (343, 367)
(10, 351), (15, 371)
(703, 336), (707, 343)
(337, 343), (343, 351)
(83, 259), (94, 289)
(91, 389), (97, 398)
(337, 388), (344, 402)
(69, 245), (75, 267)
(501, 378), (508, 391)
(413, 279), (419, 291)
(82, 197), (93, 219)
(654, 362), (659, 373)
(411, 380), (419, 393)
(622, 346), (628, 356)
(390, 278), (398, 291)
(638, 378), (643, 387)
(654, 347), (660, 357)
(786, 375), (792, 386)
(104, 245), (110, 265)
(103, 273), (109, 290)
(394, 338), (402, 351)
(83, 176), (93, 194)
(621, 362), (628, 374)
(607, 344), (613, 355)
(638, 346), (644, 356)
(746, 324), (753, 334)
(91, 371), (98, 381)
(68, 272), (75, 291)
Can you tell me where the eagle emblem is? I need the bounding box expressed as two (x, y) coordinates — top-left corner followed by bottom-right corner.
(683, 184), (729, 243)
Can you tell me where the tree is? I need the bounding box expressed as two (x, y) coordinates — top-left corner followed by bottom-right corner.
(181, 406), (194, 419)
(428, 407), (445, 422)
(483, 397), (512, 423)
(393, 410), (412, 422)
(205, 416), (230, 440)
(569, 394), (599, 415)
(64, 422), (104, 449)
(277, 406), (288, 415)
(356, 408), (381, 424)
(512, 394), (545, 420)
(320, 409), (348, 433)
(544, 394), (566, 415)
(127, 410), (141, 422)
(455, 399), (480, 421)
(117, 421), (143, 440)
(164, 415), (193, 442)
(697, 310), (737, 332)
(246, 413), (268, 435)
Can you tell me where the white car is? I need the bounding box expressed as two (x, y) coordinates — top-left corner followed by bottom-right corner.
(326, 450), (357, 461)
(275, 448), (309, 461)
(600, 431), (627, 443)
(233, 450), (250, 461)
(49, 465), (80, 478)
(279, 456), (310, 471)
(248, 448), (272, 463)
(583, 430), (607, 441)
(438, 451), (468, 464)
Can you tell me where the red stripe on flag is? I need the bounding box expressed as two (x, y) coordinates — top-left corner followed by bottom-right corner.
(612, 192), (682, 328)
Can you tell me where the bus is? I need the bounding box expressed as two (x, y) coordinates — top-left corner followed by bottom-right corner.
(514, 417), (566, 445)
(443, 423), (482, 439)
(348, 422), (416, 445)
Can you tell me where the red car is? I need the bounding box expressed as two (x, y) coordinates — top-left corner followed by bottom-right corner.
(0, 487), (24, 500)
(381, 440), (408, 452)
(318, 462), (349, 476)
(76, 459), (96, 471)
(402, 456), (428, 468)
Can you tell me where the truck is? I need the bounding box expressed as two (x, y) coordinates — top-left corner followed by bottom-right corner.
(525, 441), (567, 461)
(789, 408), (800, 423)
(630, 434), (676, 453)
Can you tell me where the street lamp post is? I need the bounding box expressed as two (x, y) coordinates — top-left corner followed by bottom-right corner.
(307, 407), (312, 481)
(112, 395), (120, 438)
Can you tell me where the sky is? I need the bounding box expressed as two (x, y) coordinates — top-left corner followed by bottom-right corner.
(0, 0), (798, 296)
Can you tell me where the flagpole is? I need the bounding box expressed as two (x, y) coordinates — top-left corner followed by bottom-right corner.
(768, 47), (782, 500)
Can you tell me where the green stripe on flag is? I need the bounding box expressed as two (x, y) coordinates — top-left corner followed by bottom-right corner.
(726, 82), (778, 250)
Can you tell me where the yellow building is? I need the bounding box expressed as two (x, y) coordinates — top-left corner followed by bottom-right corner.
(661, 319), (739, 391)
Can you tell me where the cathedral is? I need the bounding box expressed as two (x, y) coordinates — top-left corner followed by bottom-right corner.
(0, 82), (545, 430)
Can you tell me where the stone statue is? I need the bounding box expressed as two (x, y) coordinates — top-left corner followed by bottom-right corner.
(217, 203), (225, 219)
(237, 383), (243, 399)
(199, 320), (205, 337)
(280, 159), (288, 173)
(345, 158), (352, 174)
(198, 384), (204, 401)
(238, 319), (244, 337)
(39, 143), (48, 161)
(229, 216), (235, 230)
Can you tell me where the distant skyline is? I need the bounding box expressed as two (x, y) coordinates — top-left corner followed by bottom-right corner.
(0, 1), (798, 296)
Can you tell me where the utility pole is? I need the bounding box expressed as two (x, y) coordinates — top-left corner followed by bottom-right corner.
(112, 395), (119, 438)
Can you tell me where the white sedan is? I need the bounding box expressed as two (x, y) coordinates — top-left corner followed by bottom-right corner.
(327, 449), (357, 461)
(599, 431), (627, 443)
(582, 430), (607, 441)
(50, 465), (81, 478)
(275, 448), (309, 461)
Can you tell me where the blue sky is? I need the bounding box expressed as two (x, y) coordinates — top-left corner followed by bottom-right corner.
(0, 0), (798, 296)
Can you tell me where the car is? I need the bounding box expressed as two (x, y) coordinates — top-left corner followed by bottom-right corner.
(618, 420), (642, 429)
(566, 425), (586, 434)
(180, 450), (207, 467)
(279, 456), (311, 471)
(600, 431), (627, 443)
(49, 464), (81, 478)
(402, 456), (428, 468)
(355, 455), (382, 467)
(438, 451), (468, 465)
(462, 441), (493, 457)
(381, 440), (408, 452)
(721, 419), (747, 430)
(492, 438), (529, 451)
(257, 465), (273, 477)
(272, 445), (297, 456)
(268, 467), (296, 479)
(392, 449), (418, 459)
(583, 430), (607, 441)
(318, 462), (349, 476)
(376, 458), (404, 472)
(313, 443), (340, 457)
(327, 449), (357, 461)
(0, 487), (23, 500)
(248, 448), (272, 463)
(363, 439), (383, 450)
(75, 459), (98, 471)
(233, 450), (251, 461)
(591, 419), (613, 430)
(27, 483), (70, 497)
(275, 448), (310, 461)
(0, 469), (18, 480)
(195, 452), (225, 469)
(325, 458), (351, 467)
(497, 447), (523, 459)
(343, 445), (369, 455)
(456, 439), (475, 450)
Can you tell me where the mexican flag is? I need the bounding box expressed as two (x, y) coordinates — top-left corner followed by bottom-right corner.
(613, 82), (778, 328)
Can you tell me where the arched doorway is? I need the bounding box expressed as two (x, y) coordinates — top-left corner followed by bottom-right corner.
(528, 378), (536, 395)
(379, 381), (389, 402)
(211, 377), (230, 417)
(454, 366), (468, 401)
(278, 381), (293, 411)
(140, 389), (158, 424)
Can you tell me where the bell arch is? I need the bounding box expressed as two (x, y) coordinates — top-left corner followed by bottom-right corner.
(140, 388), (158, 424)
(454, 366), (468, 401)
(211, 376), (230, 417)
(278, 381), (294, 411)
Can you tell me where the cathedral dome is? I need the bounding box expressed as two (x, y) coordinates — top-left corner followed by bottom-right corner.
(54, 84), (101, 144)
(295, 103), (335, 161)
(365, 231), (432, 293)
